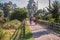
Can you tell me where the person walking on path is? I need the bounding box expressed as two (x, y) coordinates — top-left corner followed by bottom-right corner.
(34, 17), (38, 25)
(30, 18), (32, 25)
(29, 17), (33, 25)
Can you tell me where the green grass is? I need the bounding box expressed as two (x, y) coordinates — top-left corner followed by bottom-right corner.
(10, 21), (34, 40)
(3, 20), (21, 29)
(24, 25), (34, 40)
(1, 20), (34, 40)
(13, 23), (34, 40)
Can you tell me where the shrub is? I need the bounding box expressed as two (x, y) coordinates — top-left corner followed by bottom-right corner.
(49, 18), (55, 22)
(10, 8), (28, 22)
(3, 20), (21, 29)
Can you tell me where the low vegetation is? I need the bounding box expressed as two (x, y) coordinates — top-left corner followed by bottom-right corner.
(25, 25), (34, 40)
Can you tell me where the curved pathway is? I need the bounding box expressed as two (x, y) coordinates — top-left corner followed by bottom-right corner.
(27, 21), (60, 40)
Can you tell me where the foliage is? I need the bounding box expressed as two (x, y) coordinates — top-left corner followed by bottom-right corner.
(49, 18), (55, 22)
(0, 29), (6, 40)
(25, 25), (34, 40)
(3, 17), (9, 22)
(10, 8), (28, 39)
(36, 8), (48, 20)
(3, 20), (21, 29)
(0, 10), (4, 20)
(10, 8), (28, 22)
(20, 24), (34, 40)
(59, 16), (60, 23)
(3, 4), (11, 17)
(47, 1), (60, 22)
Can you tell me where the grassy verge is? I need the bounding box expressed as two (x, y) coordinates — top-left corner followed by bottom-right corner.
(2, 29), (15, 40)
(17, 22), (34, 40)
(0, 20), (21, 40)
(24, 25), (34, 40)
(0, 20), (34, 40)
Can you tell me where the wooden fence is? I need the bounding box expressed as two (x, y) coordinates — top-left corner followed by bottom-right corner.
(38, 20), (60, 31)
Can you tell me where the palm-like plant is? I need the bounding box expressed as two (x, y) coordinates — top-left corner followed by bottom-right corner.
(47, 1), (60, 22)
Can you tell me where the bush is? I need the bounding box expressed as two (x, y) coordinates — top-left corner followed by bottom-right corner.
(49, 18), (55, 22)
(3, 20), (21, 29)
(10, 8), (28, 22)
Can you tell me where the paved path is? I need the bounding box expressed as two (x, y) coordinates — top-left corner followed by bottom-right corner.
(27, 21), (60, 40)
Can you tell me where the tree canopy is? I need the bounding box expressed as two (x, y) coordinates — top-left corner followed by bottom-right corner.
(10, 8), (28, 22)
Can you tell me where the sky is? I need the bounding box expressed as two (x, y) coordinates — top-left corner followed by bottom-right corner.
(0, 0), (60, 9)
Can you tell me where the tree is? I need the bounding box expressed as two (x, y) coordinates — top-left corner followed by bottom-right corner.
(47, 1), (60, 22)
(10, 8), (27, 21)
(36, 8), (48, 20)
(3, 3), (10, 17)
(10, 8), (28, 37)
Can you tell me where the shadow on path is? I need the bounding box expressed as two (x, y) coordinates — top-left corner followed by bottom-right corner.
(32, 30), (50, 38)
